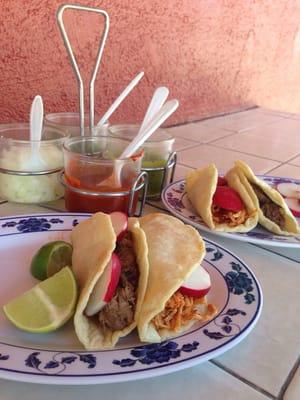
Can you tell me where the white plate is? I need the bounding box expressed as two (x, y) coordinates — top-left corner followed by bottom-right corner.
(162, 176), (300, 248)
(0, 213), (262, 385)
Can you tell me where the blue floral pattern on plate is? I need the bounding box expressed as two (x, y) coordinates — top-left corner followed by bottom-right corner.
(0, 213), (262, 384)
(113, 341), (199, 367)
(162, 176), (300, 248)
(204, 308), (246, 339)
(25, 352), (96, 374)
(225, 262), (255, 304)
(1, 217), (64, 232)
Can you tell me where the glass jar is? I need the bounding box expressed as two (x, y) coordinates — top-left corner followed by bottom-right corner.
(109, 124), (175, 198)
(0, 123), (66, 203)
(44, 112), (109, 137)
(62, 136), (146, 214)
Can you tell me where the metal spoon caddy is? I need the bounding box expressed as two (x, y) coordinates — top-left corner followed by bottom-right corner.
(56, 4), (148, 216)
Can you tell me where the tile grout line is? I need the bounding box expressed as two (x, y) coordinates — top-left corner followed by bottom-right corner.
(206, 142), (292, 164)
(39, 204), (66, 213)
(176, 140), (285, 166)
(173, 131), (241, 147)
(266, 159), (300, 175)
(284, 152), (300, 165)
(277, 355), (300, 400)
(166, 105), (258, 128)
(175, 142), (204, 152)
(204, 131), (244, 144)
(209, 360), (277, 400)
(145, 201), (168, 212)
(282, 154), (300, 164)
(250, 243), (300, 264)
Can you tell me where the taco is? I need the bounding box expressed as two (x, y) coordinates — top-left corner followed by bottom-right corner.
(232, 160), (300, 235)
(71, 212), (149, 350)
(137, 213), (217, 343)
(186, 164), (258, 232)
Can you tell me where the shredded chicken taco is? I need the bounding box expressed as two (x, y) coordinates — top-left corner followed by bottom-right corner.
(72, 212), (149, 350)
(137, 213), (217, 343)
(233, 160), (300, 235)
(186, 164), (258, 232)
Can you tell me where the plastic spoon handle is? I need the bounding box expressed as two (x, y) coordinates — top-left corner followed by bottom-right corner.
(139, 86), (169, 133)
(120, 99), (179, 159)
(30, 95), (44, 141)
(97, 71), (144, 127)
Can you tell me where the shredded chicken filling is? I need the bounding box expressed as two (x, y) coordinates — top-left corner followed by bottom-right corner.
(211, 204), (249, 227)
(152, 291), (217, 332)
(98, 232), (139, 332)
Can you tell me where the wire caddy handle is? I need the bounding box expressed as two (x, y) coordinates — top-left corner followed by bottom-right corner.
(57, 4), (109, 135)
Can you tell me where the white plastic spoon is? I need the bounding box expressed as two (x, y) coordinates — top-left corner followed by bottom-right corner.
(26, 95), (46, 170)
(98, 99), (179, 188)
(120, 99), (178, 159)
(138, 86), (169, 134)
(96, 71), (144, 129)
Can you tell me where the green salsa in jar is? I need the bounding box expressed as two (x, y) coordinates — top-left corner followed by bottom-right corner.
(142, 159), (168, 197)
(108, 124), (175, 199)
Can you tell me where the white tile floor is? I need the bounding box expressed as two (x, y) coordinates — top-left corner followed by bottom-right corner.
(197, 109), (285, 132)
(212, 238), (300, 396)
(177, 143), (280, 173)
(0, 106), (299, 400)
(167, 107), (300, 178)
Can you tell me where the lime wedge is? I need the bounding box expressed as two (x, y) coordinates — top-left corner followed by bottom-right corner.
(3, 267), (77, 333)
(30, 240), (73, 280)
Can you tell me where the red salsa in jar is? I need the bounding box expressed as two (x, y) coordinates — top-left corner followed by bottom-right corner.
(63, 137), (143, 214)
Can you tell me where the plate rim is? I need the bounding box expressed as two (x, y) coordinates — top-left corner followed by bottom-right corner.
(0, 213), (263, 385)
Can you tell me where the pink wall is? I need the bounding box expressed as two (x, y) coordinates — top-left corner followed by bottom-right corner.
(1, 1), (300, 126)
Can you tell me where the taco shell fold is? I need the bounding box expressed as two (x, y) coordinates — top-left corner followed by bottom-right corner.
(186, 164), (258, 232)
(137, 213), (215, 343)
(72, 212), (149, 350)
(233, 160), (300, 235)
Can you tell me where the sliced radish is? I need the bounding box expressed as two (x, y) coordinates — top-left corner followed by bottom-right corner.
(85, 253), (122, 316)
(285, 197), (300, 217)
(277, 183), (300, 199)
(179, 265), (211, 298)
(213, 186), (244, 212)
(217, 176), (227, 186)
(110, 211), (128, 241)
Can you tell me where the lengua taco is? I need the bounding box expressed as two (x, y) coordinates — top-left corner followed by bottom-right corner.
(71, 212), (149, 350)
(137, 213), (217, 343)
(186, 164), (258, 232)
(232, 160), (300, 236)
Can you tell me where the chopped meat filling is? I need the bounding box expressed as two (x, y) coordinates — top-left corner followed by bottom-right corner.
(211, 204), (249, 227)
(251, 184), (285, 229)
(98, 232), (139, 331)
(152, 291), (217, 332)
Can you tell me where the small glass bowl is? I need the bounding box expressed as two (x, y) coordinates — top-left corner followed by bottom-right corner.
(44, 112), (109, 136)
(0, 123), (66, 203)
(108, 124), (175, 198)
(62, 136), (145, 214)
